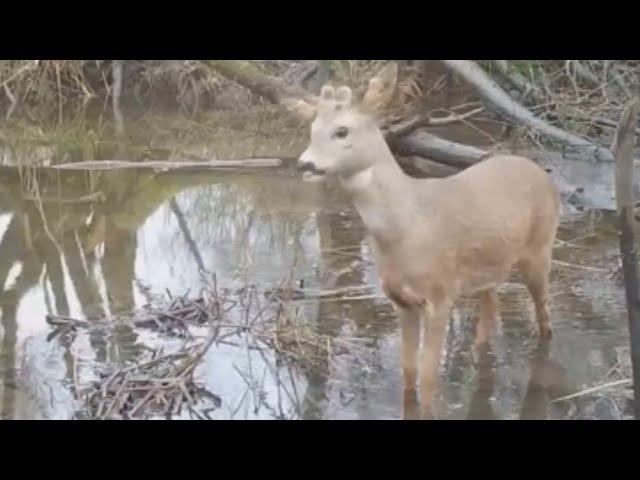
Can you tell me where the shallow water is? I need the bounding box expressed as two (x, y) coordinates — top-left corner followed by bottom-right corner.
(0, 122), (634, 420)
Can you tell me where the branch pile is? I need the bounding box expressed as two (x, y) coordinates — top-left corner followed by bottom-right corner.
(45, 276), (370, 419)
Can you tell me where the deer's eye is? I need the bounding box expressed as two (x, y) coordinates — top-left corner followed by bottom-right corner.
(333, 126), (349, 139)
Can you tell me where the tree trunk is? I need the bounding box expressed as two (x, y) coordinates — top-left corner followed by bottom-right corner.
(613, 98), (640, 419)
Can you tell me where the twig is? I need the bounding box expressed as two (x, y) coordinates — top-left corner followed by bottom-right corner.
(101, 379), (129, 419)
(550, 379), (631, 403)
(385, 107), (484, 138)
(0, 60), (39, 89)
(551, 259), (609, 272)
(130, 388), (158, 417)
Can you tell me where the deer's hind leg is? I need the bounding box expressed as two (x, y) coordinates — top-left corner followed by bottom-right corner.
(517, 251), (553, 339)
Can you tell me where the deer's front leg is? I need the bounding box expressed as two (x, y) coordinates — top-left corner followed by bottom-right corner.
(476, 288), (499, 347)
(397, 306), (421, 419)
(419, 300), (450, 419)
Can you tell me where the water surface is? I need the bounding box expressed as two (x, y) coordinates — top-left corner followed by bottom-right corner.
(0, 118), (633, 420)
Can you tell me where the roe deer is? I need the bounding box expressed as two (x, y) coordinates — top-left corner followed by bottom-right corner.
(290, 62), (560, 419)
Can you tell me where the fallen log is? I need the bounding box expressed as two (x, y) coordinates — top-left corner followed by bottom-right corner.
(440, 60), (616, 162)
(22, 191), (106, 204)
(391, 130), (488, 169)
(396, 155), (460, 178)
(50, 159), (283, 171)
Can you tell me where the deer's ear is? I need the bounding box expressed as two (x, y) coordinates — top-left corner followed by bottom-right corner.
(360, 62), (398, 115)
(283, 98), (318, 122)
(335, 86), (353, 107)
(320, 85), (336, 102)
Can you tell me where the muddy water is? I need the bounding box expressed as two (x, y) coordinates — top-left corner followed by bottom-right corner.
(0, 125), (635, 420)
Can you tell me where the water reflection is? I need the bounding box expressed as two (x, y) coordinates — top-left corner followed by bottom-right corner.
(462, 340), (571, 420)
(0, 144), (634, 419)
(518, 340), (570, 420)
(0, 159), (340, 418)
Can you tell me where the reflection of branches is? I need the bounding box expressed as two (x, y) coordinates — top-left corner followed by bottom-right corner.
(42, 240), (69, 316)
(26, 174), (65, 258)
(1, 250), (45, 419)
(298, 206), (373, 419)
(168, 198), (205, 272)
(101, 221), (137, 316)
(0, 303), (17, 419)
(62, 230), (104, 318)
(112, 61), (125, 138)
(233, 209), (256, 279)
(0, 216), (22, 288)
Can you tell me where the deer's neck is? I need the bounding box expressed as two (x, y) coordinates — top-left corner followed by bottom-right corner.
(338, 150), (415, 248)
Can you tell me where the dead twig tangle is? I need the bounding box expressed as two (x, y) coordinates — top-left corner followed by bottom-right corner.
(45, 274), (367, 419)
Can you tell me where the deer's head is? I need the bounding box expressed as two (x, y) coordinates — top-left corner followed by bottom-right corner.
(289, 62), (398, 182)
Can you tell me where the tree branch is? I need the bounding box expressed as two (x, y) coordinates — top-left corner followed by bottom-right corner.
(440, 60), (616, 162)
(613, 98), (640, 419)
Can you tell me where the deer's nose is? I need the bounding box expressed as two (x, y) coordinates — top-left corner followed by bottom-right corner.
(298, 149), (312, 169)
(297, 160), (316, 172)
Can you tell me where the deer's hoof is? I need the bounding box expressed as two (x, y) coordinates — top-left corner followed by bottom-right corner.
(539, 326), (553, 340)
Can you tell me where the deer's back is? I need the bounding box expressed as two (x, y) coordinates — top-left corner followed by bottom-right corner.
(380, 154), (560, 299)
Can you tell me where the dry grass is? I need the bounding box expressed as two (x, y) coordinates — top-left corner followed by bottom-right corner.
(0, 60), (236, 122)
(484, 60), (640, 146)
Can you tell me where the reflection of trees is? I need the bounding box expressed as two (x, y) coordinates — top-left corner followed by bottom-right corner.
(301, 204), (363, 418)
(0, 301), (17, 419)
(180, 175), (324, 281)
(300, 191), (398, 419)
(61, 230), (103, 318)
(0, 166), (223, 415)
(0, 161), (331, 417)
(169, 198), (205, 272)
(0, 207), (59, 418)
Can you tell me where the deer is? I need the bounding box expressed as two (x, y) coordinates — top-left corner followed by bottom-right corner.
(289, 62), (561, 419)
